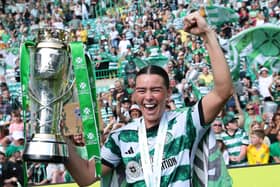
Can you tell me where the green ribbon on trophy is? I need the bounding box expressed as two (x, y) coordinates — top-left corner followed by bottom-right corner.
(20, 41), (34, 133)
(20, 40), (35, 187)
(69, 42), (101, 177)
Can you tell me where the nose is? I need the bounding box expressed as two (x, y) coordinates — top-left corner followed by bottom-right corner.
(143, 90), (153, 101)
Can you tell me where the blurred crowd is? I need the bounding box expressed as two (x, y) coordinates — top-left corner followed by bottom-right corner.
(0, 0), (279, 186)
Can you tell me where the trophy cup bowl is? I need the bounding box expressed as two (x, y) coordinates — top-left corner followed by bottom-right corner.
(23, 28), (72, 163)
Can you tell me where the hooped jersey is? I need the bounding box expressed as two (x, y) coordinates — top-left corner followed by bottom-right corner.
(101, 101), (205, 186)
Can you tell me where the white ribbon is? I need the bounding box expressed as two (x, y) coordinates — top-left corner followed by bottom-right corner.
(138, 112), (168, 187)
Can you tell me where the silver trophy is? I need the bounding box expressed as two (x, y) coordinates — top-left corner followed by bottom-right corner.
(23, 28), (74, 163)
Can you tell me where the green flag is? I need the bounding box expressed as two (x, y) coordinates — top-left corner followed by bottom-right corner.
(147, 55), (169, 68)
(228, 25), (280, 80)
(205, 5), (239, 27)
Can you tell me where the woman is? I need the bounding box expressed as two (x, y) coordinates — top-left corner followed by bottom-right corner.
(65, 11), (233, 187)
(243, 102), (263, 133)
(265, 113), (280, 144)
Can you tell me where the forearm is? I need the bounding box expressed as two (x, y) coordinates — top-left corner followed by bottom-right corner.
(273, 156), (280, 163)
(201, 29), (233, 123)
(202, 29), (233, 99)
(238, 145), (247, 160)
(65, 139), (97, 186)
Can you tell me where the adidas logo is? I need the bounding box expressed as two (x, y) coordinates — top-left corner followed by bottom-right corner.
(125, 147), (134, 155)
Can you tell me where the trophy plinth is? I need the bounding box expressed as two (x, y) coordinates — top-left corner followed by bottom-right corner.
(23, 134), (68, 163)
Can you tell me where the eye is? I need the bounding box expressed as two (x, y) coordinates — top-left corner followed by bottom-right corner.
(136, 88), (145, 94)
(151, 88), (162, 93)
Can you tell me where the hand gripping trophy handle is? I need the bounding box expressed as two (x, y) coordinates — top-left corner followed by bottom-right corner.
(22, 28), (73, 163)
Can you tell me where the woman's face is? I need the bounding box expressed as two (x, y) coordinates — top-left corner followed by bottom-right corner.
(274, 114), (280, 126)
(194, 54), (200, 62)
(101, 92), (109, 100)
(73, 134), (84, 145)
(246, 104), (255, 115)
(135, 74), (170, 128)
(130, 109), (141, 119)
(242, 77), (250, 87)
(12, 114), (21, 123)
(212, 121), (223, 134)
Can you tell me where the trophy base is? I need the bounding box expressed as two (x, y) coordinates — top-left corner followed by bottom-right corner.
(23, 134), (69, 163)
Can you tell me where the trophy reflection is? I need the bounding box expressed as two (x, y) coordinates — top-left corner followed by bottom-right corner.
(23, 28), (73, 163)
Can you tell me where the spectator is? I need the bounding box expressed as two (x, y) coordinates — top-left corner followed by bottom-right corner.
(129, 104), (142, 120)
(112, 79), (130, 107)
(99, 91), (115, 129)
(118, 34), (131, 56)
(0, 95), (12, 117)
(0, 126), (9, 151)
(2, 144), (24, 187)
(8, 110), (24, 142)
(116, 97), (131, 124)
(198, 65), (213, 87)
(269, 129), (280, 163)
(268, 75), (280, 105)
(211, 118), (224, 137)
(0, 110), (10, 127)
(247, 129), (270, 165)
(81, 0), (89, 21)
(46, 163), (65, 184)
(250, 120), (270, 146)
(183, 82), (198, 107)
(124, 60), (137, 81)
(68, 13), (81, 30)
(109, 26), (120, 49)
(125, 76), (136, 96)
(27, 162), (48, 185)
(243, 102), (264, 133)
(2, 89), (21, 111)
(265, 112), (280, 144)
(221, 112), (249, 167)
(257, 67), (273, 101)
(0, 151), (6, 186)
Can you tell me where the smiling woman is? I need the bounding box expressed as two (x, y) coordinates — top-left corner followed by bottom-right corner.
(65, 11), (234, 187)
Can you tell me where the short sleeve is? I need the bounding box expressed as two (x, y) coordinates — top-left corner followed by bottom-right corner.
(101, 132), (122, 168)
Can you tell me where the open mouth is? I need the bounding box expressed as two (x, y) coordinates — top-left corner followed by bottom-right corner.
(143, 104), (157, 111)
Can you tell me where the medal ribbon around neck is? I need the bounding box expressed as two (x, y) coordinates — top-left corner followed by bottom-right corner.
(138, 112), (168, 187)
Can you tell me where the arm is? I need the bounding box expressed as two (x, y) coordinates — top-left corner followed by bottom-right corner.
(237, 145), (248, 162)
(184, 12), (233, 124)
(262, 146), (270, 164)
(268, 75), (278, 98)
(268, 77), (274, 95)
(273, 156), (280, 163)
(233, 92), (245, 127)
(65, 138), (112, 186)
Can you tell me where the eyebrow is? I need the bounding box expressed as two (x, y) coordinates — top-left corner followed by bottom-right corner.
(135, 86), (164, 90)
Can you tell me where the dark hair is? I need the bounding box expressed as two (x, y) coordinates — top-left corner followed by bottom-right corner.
(11, 110), (21, 118)
(272, 113), (280, 123)
(136, 65), (169, 89)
